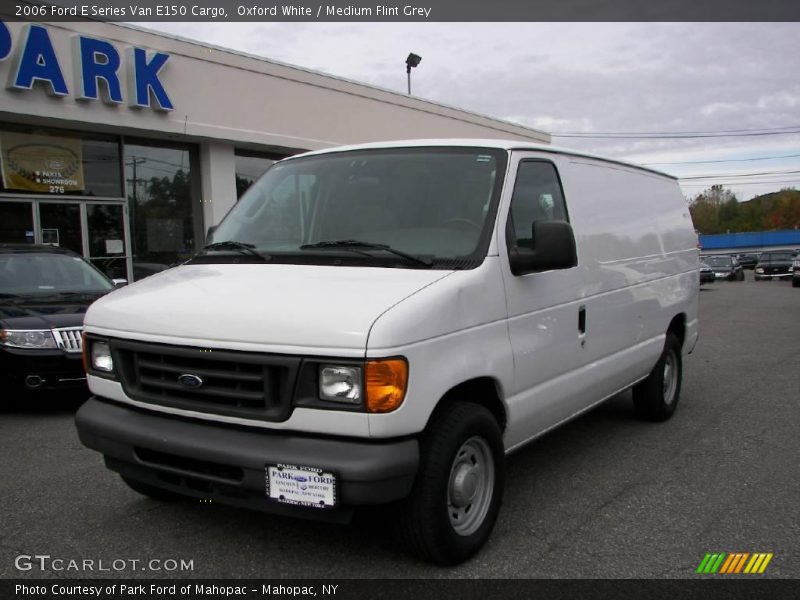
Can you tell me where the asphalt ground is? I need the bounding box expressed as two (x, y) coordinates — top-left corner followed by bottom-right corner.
(1, 271), (798, 579)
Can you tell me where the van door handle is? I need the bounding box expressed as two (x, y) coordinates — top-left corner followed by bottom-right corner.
(578, 305), (586, 335)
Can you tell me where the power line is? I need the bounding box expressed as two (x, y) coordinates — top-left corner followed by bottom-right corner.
(680, 179), (800, 187)
(679, 169), (800, 181)
(552, 125), (800, 139)
(642, 153), (800, 166)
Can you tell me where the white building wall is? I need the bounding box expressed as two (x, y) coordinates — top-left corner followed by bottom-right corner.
(0, 19), (550, 152)
(0, 18), (551, 233)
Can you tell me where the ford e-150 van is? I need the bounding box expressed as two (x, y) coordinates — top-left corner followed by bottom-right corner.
(76, 140), (699, 565)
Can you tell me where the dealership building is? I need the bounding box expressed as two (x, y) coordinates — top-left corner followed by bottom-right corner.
(0, 18), (549, 280)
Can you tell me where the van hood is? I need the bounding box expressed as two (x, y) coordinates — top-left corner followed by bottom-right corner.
(85, 264), (452, 352)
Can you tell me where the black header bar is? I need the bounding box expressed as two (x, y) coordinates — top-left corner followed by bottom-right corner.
(3, 579), (799, 600)
(3, 0), (800, 22)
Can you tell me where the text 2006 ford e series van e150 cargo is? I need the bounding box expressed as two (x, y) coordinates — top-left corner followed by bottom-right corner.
(76, 140), (699, 565)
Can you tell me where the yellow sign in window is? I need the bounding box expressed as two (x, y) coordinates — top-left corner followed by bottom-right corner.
(0, 131), (84, 194)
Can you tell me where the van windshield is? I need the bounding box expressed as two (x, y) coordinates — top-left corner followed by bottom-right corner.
(208, 147), (507, 269)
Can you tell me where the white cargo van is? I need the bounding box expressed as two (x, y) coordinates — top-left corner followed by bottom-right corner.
(76, 140), (698, 565)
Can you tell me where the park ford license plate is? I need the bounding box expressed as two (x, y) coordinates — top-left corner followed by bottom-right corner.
(266, 464), (337, 509)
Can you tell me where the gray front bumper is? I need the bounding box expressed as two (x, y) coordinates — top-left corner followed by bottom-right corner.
(76, 398), (419, 520)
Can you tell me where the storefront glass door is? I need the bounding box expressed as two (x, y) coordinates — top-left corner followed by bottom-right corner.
(0, 200), (131, 281)
(86, 203), (129, 280)
(0, 201), (34, 243)
(39, 203), (83, 255)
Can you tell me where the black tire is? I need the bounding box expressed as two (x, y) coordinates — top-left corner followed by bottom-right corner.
(120, 476), (187, 501)
(793, 278), (800, 288)
(397, 402), (505, 565)
(633, 332), (682, 422)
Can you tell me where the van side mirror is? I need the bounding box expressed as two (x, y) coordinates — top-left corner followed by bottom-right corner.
(509, 220), (577, 276)
(205, 225), (217, 245)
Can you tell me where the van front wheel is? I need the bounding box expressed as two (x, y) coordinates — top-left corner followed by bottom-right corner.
(397, 402), (505, 565)
(633, 333), (682, 422)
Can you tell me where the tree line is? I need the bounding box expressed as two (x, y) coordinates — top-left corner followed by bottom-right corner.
(689, 186), (800, 234)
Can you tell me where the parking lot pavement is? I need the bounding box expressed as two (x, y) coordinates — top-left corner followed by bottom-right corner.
(1, 276), (798, 579)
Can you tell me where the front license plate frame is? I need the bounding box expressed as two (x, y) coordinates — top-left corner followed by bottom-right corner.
(265, 463), (338, 509)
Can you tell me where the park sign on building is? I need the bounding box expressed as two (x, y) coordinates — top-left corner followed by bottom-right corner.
(0, 20), (173, 110)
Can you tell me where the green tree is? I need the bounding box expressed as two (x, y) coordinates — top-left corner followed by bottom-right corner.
(689, 185), (738, 234)
(760, 188), (800, 230)
(738, 200), (764, 232)
(718, 197), (740, 231)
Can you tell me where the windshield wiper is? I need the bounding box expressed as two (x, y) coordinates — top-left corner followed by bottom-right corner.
(200, 241), (270, 262)
(299, 240), (433, 267)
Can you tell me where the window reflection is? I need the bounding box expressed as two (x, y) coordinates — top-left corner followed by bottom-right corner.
(87, 204), (127, 280)
(124, 142), (195, 280)
(0, 202), (34, 244)
(235, 152), (280, 199)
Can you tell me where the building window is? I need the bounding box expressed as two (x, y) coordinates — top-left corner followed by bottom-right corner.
(0, 124), (122, 198)
(0, 201), (34, 244)
(124, 140), (197, 280)
(235, 151), (284, 199)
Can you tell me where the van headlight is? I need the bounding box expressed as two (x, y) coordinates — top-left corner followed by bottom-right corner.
(319, 366), (362, 404)
(90, 341), (114, 373)
(317, 359), (408, 412)
(0, 329), (57, 349)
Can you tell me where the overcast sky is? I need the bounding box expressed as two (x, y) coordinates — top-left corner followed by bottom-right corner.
(140, 22), (800, 202)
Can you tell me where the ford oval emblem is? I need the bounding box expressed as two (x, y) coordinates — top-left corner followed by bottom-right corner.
(178, 374), (204, 389)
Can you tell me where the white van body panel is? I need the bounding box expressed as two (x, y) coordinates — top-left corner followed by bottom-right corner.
(366, 257), (513, 438)
(497, 152), (697, 449)
(85, 263), (452, 354)
(75, 139), (700, 560)
(83, 139), (698, 447)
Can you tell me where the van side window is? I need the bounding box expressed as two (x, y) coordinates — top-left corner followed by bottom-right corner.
(507, 161), (568, 249)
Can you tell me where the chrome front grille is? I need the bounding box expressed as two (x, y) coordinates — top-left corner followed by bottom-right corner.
(110, 339), (301, 422)
(53, 327), (83, 353)
(765, 266), (790, 274)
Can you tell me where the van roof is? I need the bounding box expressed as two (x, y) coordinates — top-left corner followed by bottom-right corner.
(287, 139), (675, 180)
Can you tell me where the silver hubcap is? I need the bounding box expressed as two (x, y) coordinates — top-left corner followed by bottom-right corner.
(447, 436), (495, 536)
(663, 349), (678, 405)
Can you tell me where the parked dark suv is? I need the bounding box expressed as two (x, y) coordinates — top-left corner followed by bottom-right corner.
(754, 251), (794, 281)
(699, 261), (715, 285)
(736, 253), (759, 269)
(0, 245), (118, 395)
(704, 255), (745, 281)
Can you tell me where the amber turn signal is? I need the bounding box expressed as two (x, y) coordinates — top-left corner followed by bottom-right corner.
(365, 358), (408, 413)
